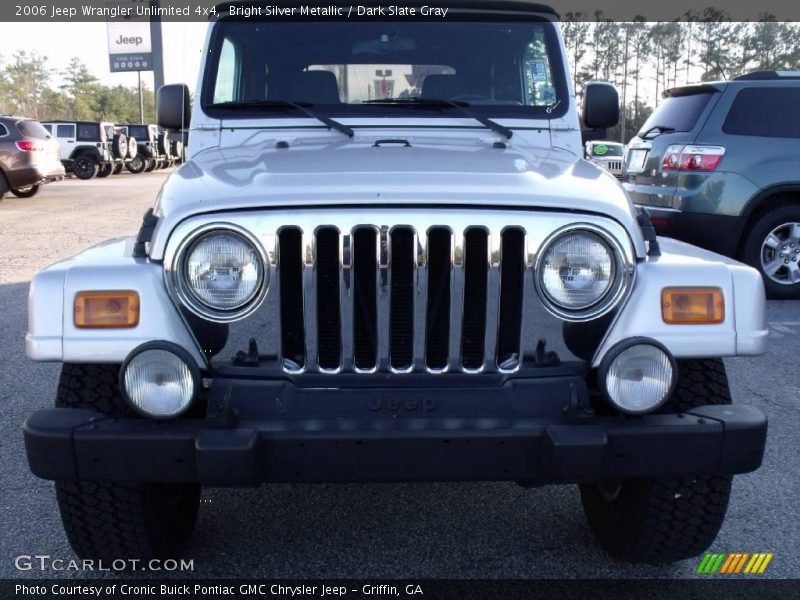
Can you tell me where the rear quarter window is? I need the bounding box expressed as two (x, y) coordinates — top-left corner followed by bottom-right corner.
(77, 124), (99, 141)
(0, 123), (8, 136)
(723, 88), (800, 138)
(639, 92), (714, 134)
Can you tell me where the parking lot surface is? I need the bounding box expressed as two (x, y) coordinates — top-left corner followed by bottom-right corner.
(1, 172), (797, 579)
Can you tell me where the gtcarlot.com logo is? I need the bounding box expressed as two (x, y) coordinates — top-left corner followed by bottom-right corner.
(696, 552), (773, 574)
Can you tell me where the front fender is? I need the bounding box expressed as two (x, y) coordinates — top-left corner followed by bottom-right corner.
(592, 237), (768, 367)
(26, 237), (204, 367)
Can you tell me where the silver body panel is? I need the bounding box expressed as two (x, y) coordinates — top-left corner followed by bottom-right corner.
(27, 222), (767, 369)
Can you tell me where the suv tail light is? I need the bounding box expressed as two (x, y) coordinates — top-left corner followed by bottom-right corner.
(662, 145), (725, 171)
(16, 140), (45, 152)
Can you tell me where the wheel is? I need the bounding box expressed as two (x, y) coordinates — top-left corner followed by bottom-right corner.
(112, 163), (123, 175)
(580, 358), (733, 564)
(742, 204), (800, 299)
(112, 132), (128, 160)
(11, 184), (41, 198)
(126, 154), (146, 174)
(54, 364), (200, 561)
(96, 163), (113, 178)
(72, 155), (98, 180)
(0, 172), (10, 200)
(127, 137), (138, 160)
(144, 158), (158, 172)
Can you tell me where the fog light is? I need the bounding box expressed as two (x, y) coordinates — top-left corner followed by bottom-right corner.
(121, 343), (199, 418)
(600, 339), (676, 414)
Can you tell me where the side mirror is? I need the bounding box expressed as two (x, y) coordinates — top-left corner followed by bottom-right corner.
(157, 84), (191, 131)
(582, 81), (619, 130)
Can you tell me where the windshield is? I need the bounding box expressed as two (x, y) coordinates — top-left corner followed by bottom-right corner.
(203, 18), (567, 120)
(590, 143), (623, 157)
(638, 92), (715, 136)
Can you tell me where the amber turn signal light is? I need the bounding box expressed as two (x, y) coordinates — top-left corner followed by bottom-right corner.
(662, 288), (724, 324)
(74, 291), (139, 328)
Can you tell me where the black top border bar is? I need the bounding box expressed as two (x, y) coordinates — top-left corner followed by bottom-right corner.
(4, 0), (800, 22)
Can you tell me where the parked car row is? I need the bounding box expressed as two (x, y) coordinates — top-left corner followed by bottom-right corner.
(0, 114), (64, 200)
(41, 121), (183, 180)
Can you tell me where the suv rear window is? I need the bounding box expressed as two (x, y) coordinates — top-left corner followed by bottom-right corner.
(17, 120), (51, 139)
(638, 92), (714, 136)
(723, 88), (800, 138)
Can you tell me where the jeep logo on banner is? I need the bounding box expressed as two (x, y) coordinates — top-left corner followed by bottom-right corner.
(106, 1), (152, 73)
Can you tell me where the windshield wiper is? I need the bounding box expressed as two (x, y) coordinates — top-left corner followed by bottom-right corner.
(640, 125), (676, 139)
(363, 97), (513, 140)
(208, 100), (354, 138)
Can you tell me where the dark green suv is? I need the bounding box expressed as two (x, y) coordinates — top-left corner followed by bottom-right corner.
(624, 70), (800, 298)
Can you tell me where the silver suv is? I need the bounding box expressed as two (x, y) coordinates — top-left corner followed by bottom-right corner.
(24, 1), (768, 566)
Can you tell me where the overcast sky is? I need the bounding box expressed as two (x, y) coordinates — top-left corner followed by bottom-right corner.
(0, 22), (207, 91)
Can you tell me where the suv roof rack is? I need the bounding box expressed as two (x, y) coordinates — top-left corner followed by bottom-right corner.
(734, 70), (800, 81)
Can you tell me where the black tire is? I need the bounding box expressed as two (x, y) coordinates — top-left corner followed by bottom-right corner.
(144, 158), (158, 172)
(72, 155), (98, 180)
(54, 364), (200, 561)
(158, 133), (170, 157)
(96, 163), (113, 178)
(126, 154), (146, 174)
(0, 171), (8, 200)
(127, 137), (138, 160)
(11, 184), (41, 198)
(580, 359), (733, 564)
(112, 163), (124, 175)
(741, 204), (800, 300)
(112, 132), (128, 160)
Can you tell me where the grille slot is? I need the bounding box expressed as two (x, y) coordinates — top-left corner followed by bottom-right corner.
(425, 227), (452, 370)
(279, 227), (305, 370)
(352, 228), (378, 370)
(497, 228), (525, 369)
(316, 227), (341, 369)
(461, 228), (488, 370)
(390, 227), (414, 370)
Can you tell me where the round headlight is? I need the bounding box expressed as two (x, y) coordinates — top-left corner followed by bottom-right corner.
(538, 230), (615, 311)
(122, 345), (198, 418)
(601, 340), (676, 415)
(182, 229), (266, 316)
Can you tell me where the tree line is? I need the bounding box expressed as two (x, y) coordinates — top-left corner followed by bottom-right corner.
(562, 10), (800, 141)
(0, 51), (155, 124)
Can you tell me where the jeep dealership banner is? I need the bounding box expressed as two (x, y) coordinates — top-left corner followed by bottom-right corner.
(106, 1), (152, 72)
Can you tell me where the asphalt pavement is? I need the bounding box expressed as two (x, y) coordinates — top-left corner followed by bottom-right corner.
(0, 171), (797, 579)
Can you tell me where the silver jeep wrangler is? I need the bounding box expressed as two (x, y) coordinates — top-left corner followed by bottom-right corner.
(24, 1), (768, 565)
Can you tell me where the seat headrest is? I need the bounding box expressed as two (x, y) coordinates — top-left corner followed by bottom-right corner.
(290, 71), (341, 104)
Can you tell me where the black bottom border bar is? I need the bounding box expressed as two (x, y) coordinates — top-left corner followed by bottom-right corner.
(3, 579), (800, 600)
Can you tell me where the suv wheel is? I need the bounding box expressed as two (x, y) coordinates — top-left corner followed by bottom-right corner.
(742, 204), (800, 299)
(11, 184), (41, 198)
(144, 158), (158, 172)
(73, 155), (98, 180)
(112, 163), (124, 175)
(126, 154), (146, 174)
(96, 163), (113, 178)
(54, 364), (200, 561)
(580, 359), (733, 564)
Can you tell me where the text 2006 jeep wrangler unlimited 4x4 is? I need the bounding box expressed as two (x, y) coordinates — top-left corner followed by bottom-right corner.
(24, 1), (768, 565)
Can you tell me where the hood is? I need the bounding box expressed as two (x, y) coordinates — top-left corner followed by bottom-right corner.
(149, 137), (644, 259)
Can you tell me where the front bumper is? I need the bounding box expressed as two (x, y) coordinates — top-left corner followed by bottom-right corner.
(25, 377), (767, 486)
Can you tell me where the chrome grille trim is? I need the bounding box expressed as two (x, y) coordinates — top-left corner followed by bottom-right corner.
(163, 210), (637, 375)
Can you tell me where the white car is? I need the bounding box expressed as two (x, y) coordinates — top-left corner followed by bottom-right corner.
(585, 140), (625, 179)
(24, 0), (767, 567)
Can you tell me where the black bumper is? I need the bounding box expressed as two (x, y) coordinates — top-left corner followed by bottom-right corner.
(638, 206), (744, 257)
(24, 393), (767, 486)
